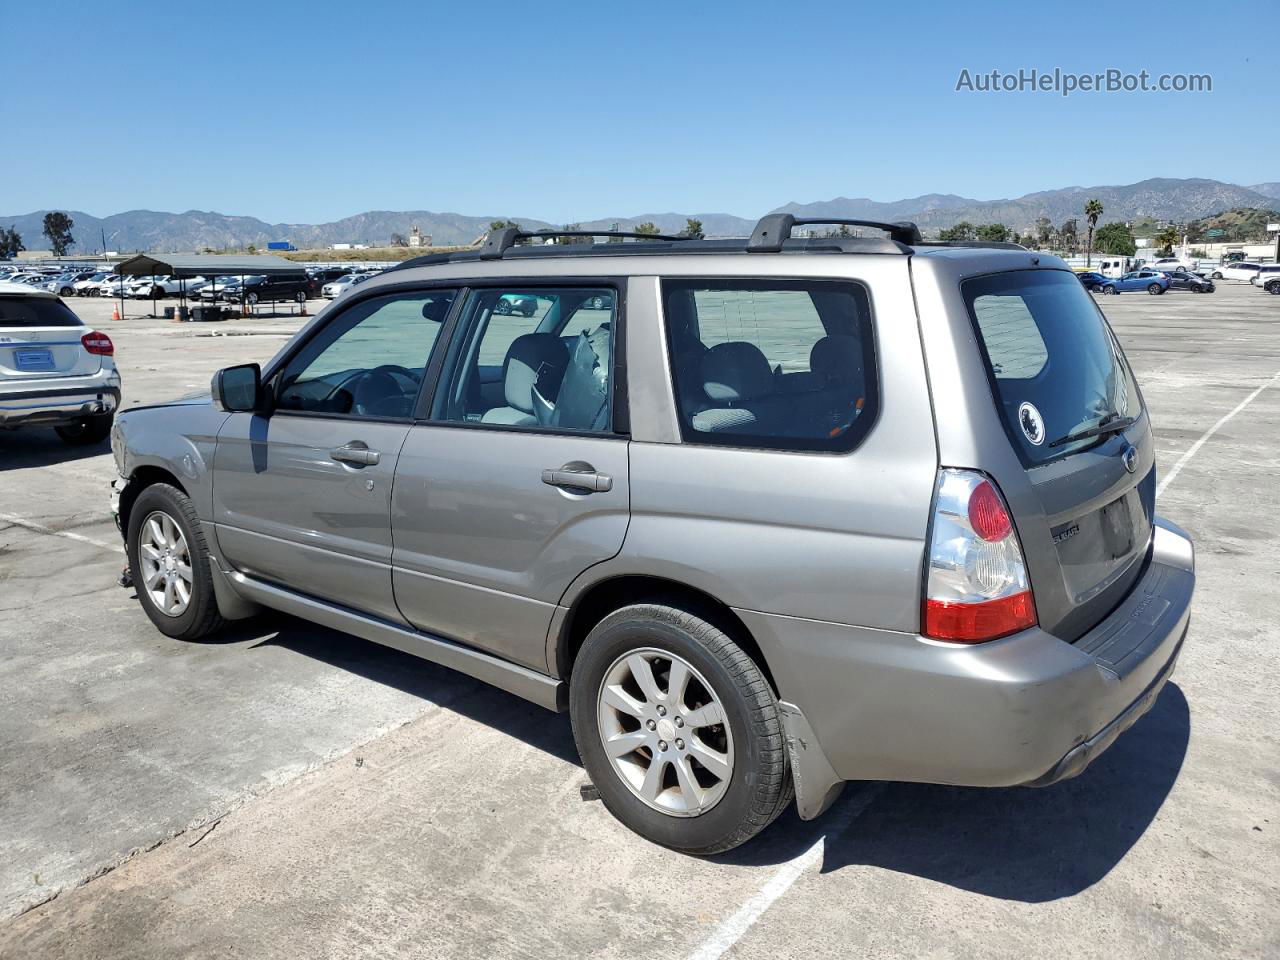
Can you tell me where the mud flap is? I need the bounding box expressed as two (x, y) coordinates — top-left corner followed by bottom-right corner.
(779, 700), (846, 820)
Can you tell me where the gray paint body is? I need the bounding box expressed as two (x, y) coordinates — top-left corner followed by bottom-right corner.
(111, 245), (1196, 820)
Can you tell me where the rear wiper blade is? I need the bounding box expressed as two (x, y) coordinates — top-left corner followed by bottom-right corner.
(1047, 415), (1137, 449)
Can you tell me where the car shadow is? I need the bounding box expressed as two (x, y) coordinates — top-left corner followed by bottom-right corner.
(238, 613), (580, 766)
(0, 430), (110, 470)
(206, 609), (1189, 896)
(717, 682), (1190, 901)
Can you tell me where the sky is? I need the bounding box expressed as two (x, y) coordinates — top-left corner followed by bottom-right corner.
(1, 0), (1274, 224)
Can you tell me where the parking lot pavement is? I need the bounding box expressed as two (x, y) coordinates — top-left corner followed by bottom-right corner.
(1, 285), (1277, 959)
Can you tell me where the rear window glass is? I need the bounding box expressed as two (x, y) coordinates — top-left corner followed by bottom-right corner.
(962, 270), (1141, 465)
(662, 279), (877, 452)
(0, 296), (83, 328)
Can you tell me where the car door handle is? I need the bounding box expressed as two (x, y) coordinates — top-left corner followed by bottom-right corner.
(330, 442), (380, 466)
(542, 462), (612, 493)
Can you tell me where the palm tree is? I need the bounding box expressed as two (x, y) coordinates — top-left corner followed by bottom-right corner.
(1084, 199), (1104, 267)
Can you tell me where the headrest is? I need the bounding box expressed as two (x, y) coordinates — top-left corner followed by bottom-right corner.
(504, 333), (567, 413)
(810, 335), (862, 380)
(701, 341), (774, 403)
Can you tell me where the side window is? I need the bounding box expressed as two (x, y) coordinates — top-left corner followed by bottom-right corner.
(276, 289), (456, 419)
(969, 293), (1049, 378)
(662, 279), (877, 452)
(433, 286), (616, 433)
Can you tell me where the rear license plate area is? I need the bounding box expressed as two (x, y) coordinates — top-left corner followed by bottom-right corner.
(15, 348), (55, 371)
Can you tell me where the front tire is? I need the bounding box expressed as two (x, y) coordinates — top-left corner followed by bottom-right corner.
(127, 483), (227, 641)
(570, 602), (792, 855)
(1212, 271), (1223, 280)
(55, 412), (113, 445)
(1104, 285), (1118, 295)
(1148, 283), (1163, 295)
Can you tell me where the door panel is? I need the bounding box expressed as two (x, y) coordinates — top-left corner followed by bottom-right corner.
(391, 428), (629, 671)
(213, 414), (410, 623)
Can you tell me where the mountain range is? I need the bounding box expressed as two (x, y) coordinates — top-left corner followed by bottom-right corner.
(4, 178), (1278, 253)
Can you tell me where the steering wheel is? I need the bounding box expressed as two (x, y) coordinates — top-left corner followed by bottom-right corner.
(350, 364), (421, 417)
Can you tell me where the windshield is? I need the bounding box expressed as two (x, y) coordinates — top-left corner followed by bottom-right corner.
(962, 270), (1142, 465)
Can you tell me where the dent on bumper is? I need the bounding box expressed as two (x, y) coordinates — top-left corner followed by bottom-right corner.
(740, 517), (1194, 809)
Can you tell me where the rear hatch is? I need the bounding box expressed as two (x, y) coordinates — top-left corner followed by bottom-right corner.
(961, 269), (1153, 641)
(0, 294), (99, 380)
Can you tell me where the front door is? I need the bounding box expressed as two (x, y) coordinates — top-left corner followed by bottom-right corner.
(391, 283), (629, 671)
(212, 287), (458, 623)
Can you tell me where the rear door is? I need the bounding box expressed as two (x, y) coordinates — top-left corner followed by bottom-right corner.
(960, 269), (1153, 640)
(0, 294), (96, 380)
(390, 282), (629, 671)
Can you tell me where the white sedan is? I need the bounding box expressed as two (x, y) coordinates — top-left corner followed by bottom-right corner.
(1208, 261), (1262, 282)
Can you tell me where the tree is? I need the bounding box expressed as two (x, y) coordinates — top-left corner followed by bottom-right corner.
(1084, 198), (1104, 266)
(634, 222), (661, 236)
(1034, 217), (1054, 249)
(938, 221), (976, 241)
(0, 225), (24, 260)
(975, 223), (1009, 243)
(555, 223), (581, 245)
(1154, 225), (1179, 255)
(489, 219), (521, 232)
(42, 212), (75, 257)
(1094, 222), (1136, 257)
(1058, 218), (1078, 254)
(390, 232), (408, 247)
(1018, 232), (1036, 248)
(683, 218), (704, 240)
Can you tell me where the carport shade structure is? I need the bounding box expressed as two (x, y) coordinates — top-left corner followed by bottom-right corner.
(113, 253), (308, 318)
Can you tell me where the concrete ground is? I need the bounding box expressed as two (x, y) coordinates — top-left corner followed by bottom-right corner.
(0, 284), (1277, 959)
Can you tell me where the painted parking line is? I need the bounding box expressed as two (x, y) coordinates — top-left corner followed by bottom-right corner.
(1157, 369), (1280, 498)
(0, 512), (123, 554)
(685, 783), (886, 960)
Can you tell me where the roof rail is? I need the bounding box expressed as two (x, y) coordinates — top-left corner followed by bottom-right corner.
(478, 227), (688, 260)
(916, 240), (1029, 251)
(747, 214), (922, 252)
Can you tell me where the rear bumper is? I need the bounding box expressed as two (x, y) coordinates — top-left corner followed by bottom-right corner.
(0, 375), (121, 428)
(739, 516), (1194, 815)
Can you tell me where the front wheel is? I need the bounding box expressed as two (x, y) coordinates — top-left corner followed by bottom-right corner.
(1267, 282), (1280, 295)
(295, 290), (306, 303)
(570, 602), (792, 855)
(1104, 285), (1118, 295)
(246, 292), (259, 305)
(1212, 271), (1223, 280)
(127, 483), (227, 640)
(1148, 283), (1164, 295)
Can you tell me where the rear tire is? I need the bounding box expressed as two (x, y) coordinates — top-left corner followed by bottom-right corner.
(1147, 283), (1163, 295)
(569, 602), (792, 855)
(54, 412), (113, 445)
(1267, 282), (1280, 295)
(127, 483), (227, 641)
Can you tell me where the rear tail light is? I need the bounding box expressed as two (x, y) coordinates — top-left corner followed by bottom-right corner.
(81, 331), (114, 356)
(923, 469), (1037, 643)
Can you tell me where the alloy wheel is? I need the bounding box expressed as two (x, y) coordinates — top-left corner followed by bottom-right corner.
(596, 648), (735, 817)
(137, 510), (193, 617)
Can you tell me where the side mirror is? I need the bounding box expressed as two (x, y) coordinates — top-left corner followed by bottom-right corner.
(211, 363), (265, 413)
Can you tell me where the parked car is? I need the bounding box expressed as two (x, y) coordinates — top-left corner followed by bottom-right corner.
(1149, 256), (1199, 272)
(110, 219), (1194, 854)
(0, 281), (120, 444)
(44, 273), (81, 297)
(306, 267), (350, 296)
(1161, 269), (1215, 293)
(1209, 261), (1261, 281)
(230, 274), (310, 304)
(196, 276), (250, 301)
(126, 275), (207, 299)
(493, 294), (540, 316)
(1098, 270), (1170, 295)
(74, 272), (112, 296)
(1248, 265), (1280, 290)
(1075, 271), (1108, 292)
(320, 272), (375, 298)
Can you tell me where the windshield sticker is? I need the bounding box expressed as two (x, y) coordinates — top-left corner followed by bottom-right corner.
(1018, 402), (1045, 446)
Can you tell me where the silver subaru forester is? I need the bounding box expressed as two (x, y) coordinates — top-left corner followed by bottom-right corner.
(110, 217), (1194, 854)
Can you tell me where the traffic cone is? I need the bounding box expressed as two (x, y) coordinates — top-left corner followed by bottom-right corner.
(111, 306), (121, 321)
